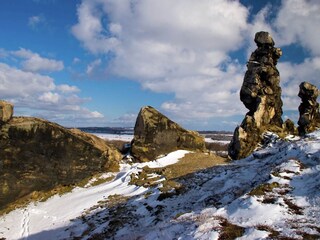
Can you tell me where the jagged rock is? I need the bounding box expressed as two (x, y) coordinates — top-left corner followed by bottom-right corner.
(131, 106), (206, 162)
(283, 119), (297, 135)
(0, 116), (122, 210)
(229, 31), (283, 160)
(298, 82), (320, 135)
(0, 100), (13, 124)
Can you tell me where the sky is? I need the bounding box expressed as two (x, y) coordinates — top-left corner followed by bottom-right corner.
(0, 0), (319, 131)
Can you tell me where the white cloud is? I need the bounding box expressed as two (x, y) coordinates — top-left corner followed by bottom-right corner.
(72, 1), (120, 54)
(39, 92), (60, 104)
(73, 0), (249, 120)
(112, 113), (137, 125)
(0, 62), (105, 125)
(57, 84), (80, 93)
(0, 62), (55, 98)
(86, 59), (101, 74)
(73, 57), (81, 64)
(28, 15), (45, 29)
(12, 48), (64, 73)
(274, 0), (320, 55)
(278, 57), (320, 110)
(86, 111), (104, 119)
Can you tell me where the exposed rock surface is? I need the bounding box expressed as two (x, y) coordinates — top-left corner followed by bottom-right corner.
(131, 106), (206, 162)
(229, 31), (284, 160)
(0, 116), (122, 211)
(298, 82), (320, 135)
(0, 100), (13, 124)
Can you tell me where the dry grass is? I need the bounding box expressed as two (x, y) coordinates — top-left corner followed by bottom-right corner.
(256, 224), (280, 238)
(217, 217), (245, 240)
(283, 198), (304, 215)
(130, 152), (228, 200)
(165, 152), (228, 179)
(205, 142), (229, 152)
(249, 182), (280, 196)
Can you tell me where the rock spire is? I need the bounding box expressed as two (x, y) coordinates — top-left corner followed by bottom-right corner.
(229, 31), (283, 160)
(298, 82), (320, 135)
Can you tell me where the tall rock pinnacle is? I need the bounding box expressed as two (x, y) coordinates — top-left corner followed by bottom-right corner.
(298, 82), (320, 135)
(229, 31), (283, 160)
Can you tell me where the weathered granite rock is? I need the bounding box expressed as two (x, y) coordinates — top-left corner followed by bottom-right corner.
(131, 106), (206, 162)
(0, 116), (122, 210)
(0, 100), (13, 124)
(298, 82), (320, 135)
(229, 32), (283, 160)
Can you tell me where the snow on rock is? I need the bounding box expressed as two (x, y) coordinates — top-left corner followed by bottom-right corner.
(1, 130), (320, 239)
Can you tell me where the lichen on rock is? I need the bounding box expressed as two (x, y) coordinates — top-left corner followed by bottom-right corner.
(131, 106), (206, 162)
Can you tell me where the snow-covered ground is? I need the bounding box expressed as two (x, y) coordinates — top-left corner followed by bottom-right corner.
(92, 133), (133, 142)
(1, 131), (320, 239)
(92, 132), (230, 145)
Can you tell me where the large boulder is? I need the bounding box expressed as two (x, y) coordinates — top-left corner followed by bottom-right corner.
(0, 100), (13, 124)
(298, 82), (320, 135)
(131, 106), (206, 162)
(229, 31), (284, 160)
(0, 116), (122, 211)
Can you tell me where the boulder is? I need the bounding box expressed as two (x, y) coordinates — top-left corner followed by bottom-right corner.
(229, 31), (284, 160)
(131, 106), (206, 162)
(0, 100), (13, 124)
(298, 82), (320, 135)
(0, 116), (122, 211)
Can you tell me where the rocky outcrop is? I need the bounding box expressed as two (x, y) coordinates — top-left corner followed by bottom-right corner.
(131, 106), (206, 162)
(298, 82), (320, 135)
(0, 115), (122, 211)
(0, 100), (13, 124)
(229, 32), (283, 160)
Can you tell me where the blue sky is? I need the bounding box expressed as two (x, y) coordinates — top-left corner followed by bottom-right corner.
(0, 0), (319, 131)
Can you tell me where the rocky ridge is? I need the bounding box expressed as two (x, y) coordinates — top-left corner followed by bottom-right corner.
(0, 101), (122, 211)
(131, 106), (206, 162)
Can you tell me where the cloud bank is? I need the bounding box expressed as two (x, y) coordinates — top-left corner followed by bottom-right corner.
(0, 48), (104, 125)
(72, 0), (320, 127)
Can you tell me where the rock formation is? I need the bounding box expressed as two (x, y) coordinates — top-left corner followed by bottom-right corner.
(0, 100), (13, 124)
(229, 31), (283, 160)
(298, 82), (320, 135)
(0, 103), (122, 211)
(131, 106), (206, 162)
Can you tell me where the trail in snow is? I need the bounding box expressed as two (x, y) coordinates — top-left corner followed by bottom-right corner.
(21, 208), (29, 239)
(0, 150), (189, 240)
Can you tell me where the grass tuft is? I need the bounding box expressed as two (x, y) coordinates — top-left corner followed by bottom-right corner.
(249, 182), (280, 196)
(218, 217), (245, 240)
